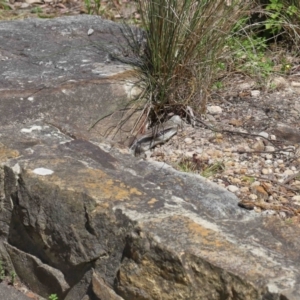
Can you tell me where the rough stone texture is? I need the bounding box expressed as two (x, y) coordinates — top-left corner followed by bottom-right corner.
(5, 243), (69, 299)
(0, 15), (144, 144)
(92, 270), (124, 300)
(0, 282), (32, 300)
(0, 15), (300, 300)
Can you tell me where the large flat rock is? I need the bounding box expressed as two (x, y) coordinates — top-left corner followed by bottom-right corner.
(0, 120), (299, 300)
(0, 15), (300, 300)
(0, 15), (144, 143)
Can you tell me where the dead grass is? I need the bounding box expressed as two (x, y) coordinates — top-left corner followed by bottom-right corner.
(133, 0), (250, 123)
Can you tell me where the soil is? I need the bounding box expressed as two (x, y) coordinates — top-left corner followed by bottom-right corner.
(148, 75), (300, 220)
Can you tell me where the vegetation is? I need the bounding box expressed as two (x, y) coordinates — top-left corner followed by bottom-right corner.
(0, 260), (17, 285)
(1, 0), (300, 121)
(222, 0), (300, 85)
(130, 0), (250, 123)
(49, 294), (59, 300)
(178, 155), (225, 178)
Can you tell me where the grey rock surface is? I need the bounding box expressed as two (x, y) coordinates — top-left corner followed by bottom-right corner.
(0, 15), (144, 144)
(0, 15), (300, 300)
(0, 283), (32, 300)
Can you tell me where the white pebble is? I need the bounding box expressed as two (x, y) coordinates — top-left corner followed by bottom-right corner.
(284, 169), (294, 176)
(258, 131), (269, 139)
(249, 194), (258, 200)
(33, 168), (54, 176)
(262, 168), (269, 175)
(207, 105), (223, 115)
(227, 185), (239, 193)
(251, 90), (260, 97)
(184, 137), (193, 144)
(292, 195), (300, 204)
(265, 146), (275, 152)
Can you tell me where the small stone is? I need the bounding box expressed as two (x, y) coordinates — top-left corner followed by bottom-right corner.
(227, 185), (239, 193)
(229, 119), (243, 127)
(240, 186), (249, 193)
(20, 2), (30, 8)
(254, 207), (262, 213)
(292, 195), (300, 204)
(258, 132), (269, 139)
(240, 168), (247, 174)
(249, 194), (258, 200)
(252, 140), (264, 151)
(207, 105), (222, 115)
(184, 137), (193, 144)
(270, 135), (276, 140)
(284, 169), (294, 176)
(279, 212), (286, 218)
(251, 90), (260, 97)
(262, 168), (269, 175)
(231, 178), (241, 184)
(252, 185), (268, 200)
(265, 146), (275, 152)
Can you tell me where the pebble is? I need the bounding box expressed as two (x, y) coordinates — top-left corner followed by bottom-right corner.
(249, 194), (258, 200)
(284, 169), (294, 176)
(258, 131), (269, 139)
(144, 101), (299, 216)
(265, 146), (275, 152)
(292, 195), (300, 204)
(207, 105), (223, 115)
(252, 140), (264, 151)
(184, 138), (193, 144)
(227, 185), (239, 193)
(251, 90), (260, 97)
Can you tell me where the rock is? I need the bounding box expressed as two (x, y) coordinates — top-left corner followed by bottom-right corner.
(5, 244), (69, 299)
(258, 132), (269, 139)
(0, 283), (32, 300)
(184, 137), (193, 144)
(252, 140), (265, 151)
(265, 146), (275, 152)
(292, 195), (300, 204)
(272, 124), (300, 143)
(0, 15), (145, 145)
(284, 169), (294, 176)
(227, 185), (239, 193)
(261, 168), (269, 175)
(249, 194), (258, 200)
(92, 270), (124, 300)
(207, 105), (223, 115)
(250, 90), (260, 97)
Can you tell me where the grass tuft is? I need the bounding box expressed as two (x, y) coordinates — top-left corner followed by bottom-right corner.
(133, 0), (250, 121)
